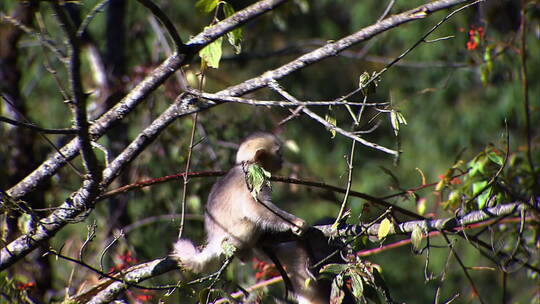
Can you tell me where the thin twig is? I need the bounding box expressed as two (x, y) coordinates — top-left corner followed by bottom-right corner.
(0, 93), (83, 177)
(0, 116), (77, 134)
(178, 112), (198, 239)
(519, 0), (537, 194)
(0, 12), (68, 62)
(185, 88), (389, 107)
(336, 0), (484, 105)
(77, 0), (110, 38)
(136, 0), (185, 53)
(441, 232), (486, 304)
(45, 250), (166, 291)
(268, 80), (398, 155)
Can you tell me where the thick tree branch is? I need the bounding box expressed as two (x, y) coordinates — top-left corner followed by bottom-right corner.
(1, 0), (476, 274)
(0, 0), (291, 271)
(6, 0), (289, 201)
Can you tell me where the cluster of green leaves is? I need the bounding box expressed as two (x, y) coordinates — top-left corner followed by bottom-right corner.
(319, 257), (390, 304)
(437, 144), (537, 212)
(197, 0), (243, 68)
(245, 163), (272, 200)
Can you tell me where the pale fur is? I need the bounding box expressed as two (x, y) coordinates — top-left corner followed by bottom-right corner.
(171, 133), (307, 274)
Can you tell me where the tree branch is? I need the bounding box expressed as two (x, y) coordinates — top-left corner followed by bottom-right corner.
(0, 115), (77, 134)
(1, 0), (293, 270)
(6, 0), (289, 201)
(75, 201), (528, 303)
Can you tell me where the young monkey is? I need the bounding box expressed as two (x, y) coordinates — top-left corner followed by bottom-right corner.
(171, 132), (308, 273)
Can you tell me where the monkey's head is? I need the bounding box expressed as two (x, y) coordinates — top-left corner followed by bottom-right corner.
(236, 132), (282, 173)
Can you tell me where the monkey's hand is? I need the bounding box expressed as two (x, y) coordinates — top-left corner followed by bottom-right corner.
(291, 218), (309, 236)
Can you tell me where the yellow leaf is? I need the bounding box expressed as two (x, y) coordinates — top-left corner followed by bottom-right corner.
(377, 218), (392, 239)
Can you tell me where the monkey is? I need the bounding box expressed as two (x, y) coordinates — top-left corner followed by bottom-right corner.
(171, 132), (309, 274)
(258, 218), (356, 304)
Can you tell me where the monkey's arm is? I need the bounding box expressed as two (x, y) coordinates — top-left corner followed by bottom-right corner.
(248, 189), (308, 235)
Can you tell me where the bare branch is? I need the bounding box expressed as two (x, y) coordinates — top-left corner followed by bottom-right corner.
(0, 115), (77, 134)
(136, 0), (185, 53)
(268, 80), (398, 155)
(319, 202), (527, 238)
(74, 202), (530, 302)
(51, 2), (101, 184)
(1, 0), (292, 270)
(0, 12), (68, 62)
(6, 0), (287, 201)
(185, 88), (388, 107)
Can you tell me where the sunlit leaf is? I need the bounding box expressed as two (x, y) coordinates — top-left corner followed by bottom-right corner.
(320, 263), (349, 275)
(447, 190), (460, 207)
(349, 271), (364, 300)
(199, 34), (223, 68)
(411, 225), (423, 251)
(487, 151), (503, 166)
(195, 0), (219, 13)
(472, 181), (488, 196)
(325, 113), (337, 139)
(417, 197), (427, 215)
(390, 110), (407, 136)
(221, 240), (237, 258)
(358, 71), (370, 89)
(477, 189), (491, 209)
(246, 164), (271, 199)
(17, 213), (32, 235)
(223, 3), (243, 54)
(377, 218), (392, 240)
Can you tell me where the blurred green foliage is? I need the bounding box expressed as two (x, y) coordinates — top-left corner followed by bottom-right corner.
(1, 0), (538, 303)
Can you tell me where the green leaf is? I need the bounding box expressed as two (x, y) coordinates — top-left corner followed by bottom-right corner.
(221, 240), (237, 258)
(358, 71), (370, 88)
(447, 190), (460, 207)
(468, 158), (486, 176)
(477, 188), (491, 209)
(320, 263), (349, 275)
(222, 3), (243, 54)
(330, 274), (345, 304)
(390, 110), (407, 136)
(17, 213), (32, 235)
(349, 271), (364, 300)
(246, 164), (271, 199)
(487, 151), (503, 166)
(411, 225), (423, 252)
(195, 0), (219, 13)
(377, 218), (391, 240)
(199, 34), (223, 68)
(416, 198), (426, 215)
(472, 181), (488, 196)
(324, 113), (337, 139)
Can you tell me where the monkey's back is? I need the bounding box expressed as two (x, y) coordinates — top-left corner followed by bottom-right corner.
(204, 165), (263, 251)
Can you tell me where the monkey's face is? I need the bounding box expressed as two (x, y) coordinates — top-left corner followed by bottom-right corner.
(255, 146), (282, 173)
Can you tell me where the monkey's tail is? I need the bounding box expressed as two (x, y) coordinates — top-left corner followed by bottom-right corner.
(171, 239), (222, 273)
